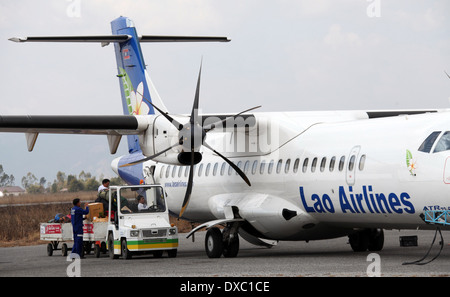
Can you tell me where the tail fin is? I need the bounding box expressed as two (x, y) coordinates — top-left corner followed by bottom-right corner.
(111, 16), (165, 153)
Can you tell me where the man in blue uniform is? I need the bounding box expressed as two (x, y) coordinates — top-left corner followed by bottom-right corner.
(70, 198), (89, 258)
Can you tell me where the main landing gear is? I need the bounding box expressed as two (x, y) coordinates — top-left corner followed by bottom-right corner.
(205, 223), (240, 258)
(348, 228), (384, 252)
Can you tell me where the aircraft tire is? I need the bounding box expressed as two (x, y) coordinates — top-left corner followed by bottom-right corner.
(349, 230), (370, 252)
(223, 235), (239, 258)
(205, 227), (223, 258)
(368, 229), (384, 251)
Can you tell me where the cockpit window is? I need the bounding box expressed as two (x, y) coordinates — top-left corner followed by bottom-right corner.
(418, 131), (441, 153)
(433, 131), (450, 153)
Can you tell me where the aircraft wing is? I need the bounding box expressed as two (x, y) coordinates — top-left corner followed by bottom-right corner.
(0, 115), (149, 153)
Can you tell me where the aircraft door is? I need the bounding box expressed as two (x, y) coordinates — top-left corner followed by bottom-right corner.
(346, 145), (361, 186)
(143, 165), (156, 184)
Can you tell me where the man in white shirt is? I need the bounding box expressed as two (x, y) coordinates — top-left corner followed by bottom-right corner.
(137, 195), (150, 211)
(98, 179), (110, 193)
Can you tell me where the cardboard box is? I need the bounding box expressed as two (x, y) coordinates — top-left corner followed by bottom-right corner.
(86, 202), (104, 221)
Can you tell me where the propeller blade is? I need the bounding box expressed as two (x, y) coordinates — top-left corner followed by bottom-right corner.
(190, 61), (202, 125)
(445, 71), (450, 80)
(203, 142), (251, 186)
(179, 150), (195, 218)
(119, 142), (180, 168)
(203, 105), (262, 132)
(135, 89), (184, 131)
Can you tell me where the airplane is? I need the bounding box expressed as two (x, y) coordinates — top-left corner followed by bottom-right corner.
(3, 16), (450, 258)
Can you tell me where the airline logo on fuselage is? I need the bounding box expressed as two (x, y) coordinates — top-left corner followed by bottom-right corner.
(299, 185), (415, 214)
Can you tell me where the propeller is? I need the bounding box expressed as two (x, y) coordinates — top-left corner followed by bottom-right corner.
(120, 63), (261, 217)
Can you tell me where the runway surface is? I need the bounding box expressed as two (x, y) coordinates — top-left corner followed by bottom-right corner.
(0, 229), (449, 277)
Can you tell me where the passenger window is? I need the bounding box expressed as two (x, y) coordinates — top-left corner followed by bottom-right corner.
(185, 166), (189, 177)
(172, 166), (177, 178)
(302, 158), (309, 173)
(166, 166), (171, 178)
(220, 163), (226, 176)
(293, 158), (300, 173)
(244, 161), (250, 174)
(260, 161), (266, 174)
(205, 163), (211, 176)
(418, 131), (441, 153)
(198, 164), (203, 177)
(434, 132), (450, 153)
(339, 156), (345, 171)
(329, 157), (336, 172)
(276, 159), (283, 174)
(268, 160), (274, 174)
(213, 163), (218, 176)
(285, 159), (291, 173)
(320, 157), (327, 172)
(252, 160), (258, 175)
(228, 163), (233, 176)
(359, 155), (366, 171)
(311, 158), (318, 173)
(348, 155), (355, 171)
(178, 166), (183, 178)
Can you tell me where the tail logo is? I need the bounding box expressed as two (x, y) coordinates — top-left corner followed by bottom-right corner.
(119, 67), (150, 115)
(123, 49), (130, 60)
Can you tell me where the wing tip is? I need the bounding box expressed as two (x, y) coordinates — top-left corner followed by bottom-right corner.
(8, 37), (26, 43)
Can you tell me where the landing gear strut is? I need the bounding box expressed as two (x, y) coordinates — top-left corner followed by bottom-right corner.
(205, 223), (240, 258)
(349, 228), (384, 252)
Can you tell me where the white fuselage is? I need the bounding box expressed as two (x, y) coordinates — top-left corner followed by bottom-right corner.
(116, 110), (450, 241)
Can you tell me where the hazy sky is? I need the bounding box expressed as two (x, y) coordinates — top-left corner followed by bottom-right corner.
(0, 0), (449, 186)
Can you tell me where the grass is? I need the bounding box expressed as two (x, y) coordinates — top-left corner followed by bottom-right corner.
(0, 192), (196, 247)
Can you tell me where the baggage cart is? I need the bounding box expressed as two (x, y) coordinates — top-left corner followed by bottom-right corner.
(40, 221), (108, 257)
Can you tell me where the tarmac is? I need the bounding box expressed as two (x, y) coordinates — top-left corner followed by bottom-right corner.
(0, 229), (449, 278)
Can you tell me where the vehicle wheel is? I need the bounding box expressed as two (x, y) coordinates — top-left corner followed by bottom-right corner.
(100, 241), (107, 254)
(121, 239), (132, 260)
(108, 233), (119, 259)
(153, 250), (163, 258)
(167, 249), (177, 258)
(223, 235), (239, 258)
(205, 227), (223, 258)
(94, 244), (101, 258)
(62, 243), (68, 257)
(47, 243), (53, 256)
(84, 242), (91, 255)
(368, 229), (384, 251)
(349, 230), (370, 252)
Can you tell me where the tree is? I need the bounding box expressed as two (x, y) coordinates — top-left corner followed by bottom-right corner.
(21, 172), (37, 189)
(21, 172), (45, 193)
(84, 177), (99, 191)
(0, 165), (15, 187)
(68, 178), (84, 192)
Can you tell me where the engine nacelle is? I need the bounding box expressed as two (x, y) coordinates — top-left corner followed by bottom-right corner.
(139, 114), (192, 165)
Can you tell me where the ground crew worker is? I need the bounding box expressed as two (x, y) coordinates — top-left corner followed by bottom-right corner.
(70, 198), (89, 258)
(98, 179), (110, 193)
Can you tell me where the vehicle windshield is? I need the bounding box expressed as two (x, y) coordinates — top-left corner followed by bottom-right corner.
(116, 186), (166, 214)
